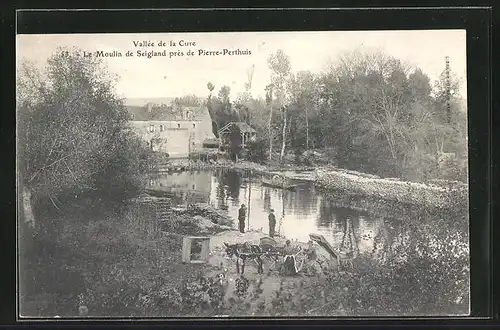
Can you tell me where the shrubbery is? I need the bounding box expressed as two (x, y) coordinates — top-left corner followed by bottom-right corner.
(17, 47), (155, 226)
(245, 138), (268, 163)
(188, 150), (220, 163)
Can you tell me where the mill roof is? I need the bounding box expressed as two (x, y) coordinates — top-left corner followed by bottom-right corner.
(231, 122), (257, 133)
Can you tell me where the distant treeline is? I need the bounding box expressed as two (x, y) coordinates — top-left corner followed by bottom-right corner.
(197, 49), (467, 183)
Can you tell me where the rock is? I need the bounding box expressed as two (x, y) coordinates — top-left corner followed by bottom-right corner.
(193, 215), (216, 230)
(315, 167), (467, 210)
(78, 305), (88, 316)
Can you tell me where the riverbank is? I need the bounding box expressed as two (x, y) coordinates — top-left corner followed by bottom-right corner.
(20, 184), (469, 317)
(314, 168), (468, 213)
(156, 158), (316, 176)
(19, 194), (332, 318)
(154, 159), (468, 214)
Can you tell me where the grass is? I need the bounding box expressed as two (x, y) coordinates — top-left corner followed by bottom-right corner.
(19, 200), (212, 317)
(19, 193), (469, 318)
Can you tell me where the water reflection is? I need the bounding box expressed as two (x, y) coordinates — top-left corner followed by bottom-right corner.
(147, 169), (467, 263)
(149, 170), (397, 253)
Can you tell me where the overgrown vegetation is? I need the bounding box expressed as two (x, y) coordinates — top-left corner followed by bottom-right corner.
(17, 47), (155, 228)
(19, 190), (468, 317)
(17, 47), (158, 316)
(18, 200), (210, 317)
(17, 45), (469, 318)
(205, 49), (467, 183)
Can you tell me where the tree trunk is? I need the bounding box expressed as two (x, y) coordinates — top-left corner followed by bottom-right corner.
(268, 105), (273, 160)
(305, 107), (309, 150)
(280, 108), (287, 162)
(22, 185), (35, 229)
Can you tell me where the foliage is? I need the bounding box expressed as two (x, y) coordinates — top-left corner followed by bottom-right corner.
(207, 85), (242, 137)
(19, 190), (468, 317)
(245, 138), (268, 163)
(268, 50), (292, 161)
(207, 49), (467, 183)
(174, 94), (202, 107)
(19, 203), (208, 317)
(17, 46), (155, 212)
(188, 150), (219, 162)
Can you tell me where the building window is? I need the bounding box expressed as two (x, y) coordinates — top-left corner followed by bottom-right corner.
(149, 125), (155, 133)
(160, 124), (164, 132)
(192, 123), (196, 128)
(177, 123), (181, 128)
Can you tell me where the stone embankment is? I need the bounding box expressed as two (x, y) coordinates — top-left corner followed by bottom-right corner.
(314, 168), (468, 211)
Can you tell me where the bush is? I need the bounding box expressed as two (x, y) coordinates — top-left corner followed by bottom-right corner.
(246, 139), (268, 163)
(17, 47), (156, 216)
(189, 150), (219, 162)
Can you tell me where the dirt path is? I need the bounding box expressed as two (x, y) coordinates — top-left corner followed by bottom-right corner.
(203, 229), (330, 314)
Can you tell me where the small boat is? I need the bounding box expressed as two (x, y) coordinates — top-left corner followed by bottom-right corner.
(261, 177), (298, 190)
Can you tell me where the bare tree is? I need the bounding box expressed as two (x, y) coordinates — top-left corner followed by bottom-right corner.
(268, 50), (292, 162)
(265, 83), (274, 160)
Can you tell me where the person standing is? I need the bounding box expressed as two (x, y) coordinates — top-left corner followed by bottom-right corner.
(268, 209), (276, 238)
(238, 204), (246, 233)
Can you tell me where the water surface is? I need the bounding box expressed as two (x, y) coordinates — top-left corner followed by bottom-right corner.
(148, 169), (401, 255)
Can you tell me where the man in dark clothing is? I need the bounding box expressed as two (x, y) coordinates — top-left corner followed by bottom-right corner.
(268, 209), (276, 238)
(238, 204), (246, 233)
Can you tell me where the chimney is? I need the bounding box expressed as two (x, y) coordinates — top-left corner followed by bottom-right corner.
(147, 103), (152, 113)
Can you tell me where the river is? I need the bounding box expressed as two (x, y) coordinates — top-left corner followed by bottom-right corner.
(148, 169), (406, 256)
(146, 168), (469, 315)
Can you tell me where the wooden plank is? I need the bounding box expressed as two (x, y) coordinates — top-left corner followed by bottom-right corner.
(182, 236), (210, 263)
(309, 233), (338, 260)
(181, 237), (192, 263)
(200, 238), (210, 261)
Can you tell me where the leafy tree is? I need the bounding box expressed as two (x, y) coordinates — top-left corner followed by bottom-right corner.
(208, 85), (240, 137)
(218, 85), (231, 104)
(245, 138), (268, 163)
(204, 48), (467, 182)
(17, 47), (153, 228)
(408, 68), (432, 103)
(174, 94), (202, 107)
(288, 70), (318, 151)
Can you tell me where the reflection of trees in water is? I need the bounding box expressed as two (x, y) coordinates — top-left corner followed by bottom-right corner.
(317, 199), (335, 228)
(263, 187), (271, 211)
(220, 170), (241, 200)
(281, 183), (318, 215)
(370, 217), (411, 262)
(216, 182), (226, 206)
(371, 218), (395, 262)
(339, 215), (360, 255)
(295, 183), (318, 213)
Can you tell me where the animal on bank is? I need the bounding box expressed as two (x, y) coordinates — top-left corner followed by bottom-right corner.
(223, 242), (264, 274)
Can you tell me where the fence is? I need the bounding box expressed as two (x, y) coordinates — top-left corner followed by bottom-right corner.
(125, 198), (172, 235)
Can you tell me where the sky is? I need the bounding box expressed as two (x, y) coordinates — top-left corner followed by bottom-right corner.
(17, 30), (467, 102)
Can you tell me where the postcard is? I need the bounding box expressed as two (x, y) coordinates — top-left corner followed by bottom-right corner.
(16, 30), (469, 318)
